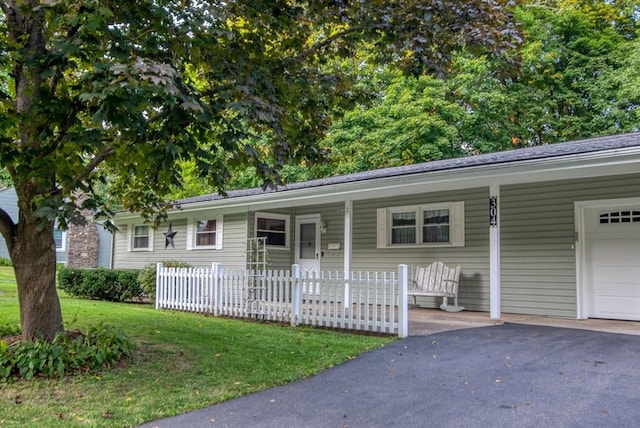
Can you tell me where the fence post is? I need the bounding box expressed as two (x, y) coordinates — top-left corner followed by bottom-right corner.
(343, 271), (350, 310)
(398, 264), (408, 338)
(212, 263), (222, 315)
(292, 264), (301, 327)
(155, 262), (163, 310)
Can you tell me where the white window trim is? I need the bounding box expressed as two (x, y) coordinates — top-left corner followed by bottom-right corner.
(377, 201), (465, 248)
(127, 224), (154, 252)
(186, 215), (224, 250)
(254, 211), (290, 250)
(54, 230), (67, 253)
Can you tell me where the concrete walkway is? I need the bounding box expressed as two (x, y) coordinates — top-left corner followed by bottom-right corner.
(408, 308), (640, 336)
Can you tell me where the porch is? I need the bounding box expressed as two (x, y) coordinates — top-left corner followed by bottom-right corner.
(408, 308), (640, 336)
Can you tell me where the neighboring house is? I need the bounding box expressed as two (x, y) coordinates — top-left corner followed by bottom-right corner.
(113, 132), (640, 322)
(0, 187), (112, 267)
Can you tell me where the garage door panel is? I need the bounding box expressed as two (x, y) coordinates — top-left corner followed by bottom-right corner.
(593, 266), (640, 286)
(591, 296), (640, 321)
(585, 205), (640, 321)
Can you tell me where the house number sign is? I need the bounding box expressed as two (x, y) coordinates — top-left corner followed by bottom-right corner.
(489, 196), (498, 227)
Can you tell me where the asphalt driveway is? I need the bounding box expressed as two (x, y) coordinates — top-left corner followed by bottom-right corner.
(140, 324), (640, 428)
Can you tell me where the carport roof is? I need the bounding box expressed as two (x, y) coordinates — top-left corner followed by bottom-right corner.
(178, 132), (640, 206)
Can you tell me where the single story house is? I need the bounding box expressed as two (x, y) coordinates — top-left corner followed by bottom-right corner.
(0, 187), (112, 268)
(113, 132), (640, 322)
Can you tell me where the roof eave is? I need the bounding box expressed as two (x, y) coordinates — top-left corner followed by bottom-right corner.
(112, 144), (640, 221)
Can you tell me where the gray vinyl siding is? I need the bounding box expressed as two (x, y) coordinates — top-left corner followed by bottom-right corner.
(55, 249), (67, 264)
(112, 213), (248, 270)
(97, 225), (112, 268)
(500, 173), (640, 318)
(351, 188), (490, 311)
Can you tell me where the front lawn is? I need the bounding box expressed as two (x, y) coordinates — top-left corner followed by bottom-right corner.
(0, 267), (393, 427)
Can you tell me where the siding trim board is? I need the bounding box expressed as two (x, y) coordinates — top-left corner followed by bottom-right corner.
(110, 133), (640, 321)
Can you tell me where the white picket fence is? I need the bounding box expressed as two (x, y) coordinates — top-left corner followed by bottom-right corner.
(155, 263), (409, 337)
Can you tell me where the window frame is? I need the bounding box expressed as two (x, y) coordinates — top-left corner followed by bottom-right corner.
(53, 229), (66, 252)
(377, 202), (465, 248)
(254, 212), (290, 250)
(389, 207), (418, 245)
(187, 216), (223, 250)
(128, 224), (154, 252)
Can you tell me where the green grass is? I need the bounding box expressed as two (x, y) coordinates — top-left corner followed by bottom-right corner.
(0, 267), (394, 427)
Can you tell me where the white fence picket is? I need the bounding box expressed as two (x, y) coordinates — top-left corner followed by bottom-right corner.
(155, 264), (407, 336)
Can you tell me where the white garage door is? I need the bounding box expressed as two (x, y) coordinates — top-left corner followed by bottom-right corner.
(585, 207), (640, 321)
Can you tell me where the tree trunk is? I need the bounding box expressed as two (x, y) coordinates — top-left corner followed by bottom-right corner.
(10, 212), (63, 342)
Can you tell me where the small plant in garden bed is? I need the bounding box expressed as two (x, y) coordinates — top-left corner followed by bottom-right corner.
(0, 323), (136, 381)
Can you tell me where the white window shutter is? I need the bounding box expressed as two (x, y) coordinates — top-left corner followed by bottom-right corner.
(450, 201), (465, 247)
(126, 224), (132, 252)
(376, 208), (387, 249)
(148, 227), (154, 251)
(216, 215), (223, 250)
(186, 218), (193, 250)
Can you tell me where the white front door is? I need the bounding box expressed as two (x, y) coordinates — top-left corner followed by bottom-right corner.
(584, 205), (640, 321)
(295, 215), (321, 276)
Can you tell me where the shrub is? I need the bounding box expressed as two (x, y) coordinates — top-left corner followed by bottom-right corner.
(138, 260), (192, 300)
(0, 257), (12, 266)
(0, 323), (136, 381)
(0, 325), (20, 337)
(58, 267), (143, 302)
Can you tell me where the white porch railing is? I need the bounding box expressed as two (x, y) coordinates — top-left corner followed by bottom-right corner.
(155, 263), (409, 337)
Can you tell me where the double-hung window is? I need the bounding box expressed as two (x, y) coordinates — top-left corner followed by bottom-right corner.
(128, 224), (154, 251)
(255, 212), (289, 249)
(196, 220), (217, 246)
(422, 208), (451, 243)
(390, 210), (416, 245)
(377, 202), (464, 248)
(187, 216), (223, 250)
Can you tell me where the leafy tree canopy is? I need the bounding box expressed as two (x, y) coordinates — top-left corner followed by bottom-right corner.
(254, 0), (640, 182)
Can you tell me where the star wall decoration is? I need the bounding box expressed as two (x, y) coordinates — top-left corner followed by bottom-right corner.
(164, 223), (177, 249)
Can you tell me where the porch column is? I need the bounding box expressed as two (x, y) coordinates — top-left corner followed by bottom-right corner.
(343, 200), (353, 308)
(343, 200), (353, 275)
(489, 184), (501, 320)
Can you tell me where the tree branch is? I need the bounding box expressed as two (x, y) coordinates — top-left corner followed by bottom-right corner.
(0, 207), (16, 254)
(294, 25), (380, 62)
(45, 102), (83, 156)
(71, 145), (115, 187)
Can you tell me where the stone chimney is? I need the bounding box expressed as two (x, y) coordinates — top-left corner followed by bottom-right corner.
(66, 193), (99, 269)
